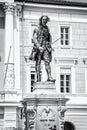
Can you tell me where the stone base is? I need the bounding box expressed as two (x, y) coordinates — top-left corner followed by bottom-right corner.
(33, 81), (56, 94)
(22, 81), (69, 130)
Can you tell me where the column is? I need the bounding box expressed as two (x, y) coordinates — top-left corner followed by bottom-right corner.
(4, 3), (15, 63)
(14, 6), (21, 91)
(55, 65), (60, 93)
(85, 66), (87, 94)
(83, 59), (87, 94)
(71, 66), (75, 94)
(26, 64), (31, 93)
(4, 3), (15, 90)
(58, 105), (67, 130)
(24, 58), (31, 93)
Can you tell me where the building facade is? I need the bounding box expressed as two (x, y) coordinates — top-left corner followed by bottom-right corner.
(0, 0), (87, 129)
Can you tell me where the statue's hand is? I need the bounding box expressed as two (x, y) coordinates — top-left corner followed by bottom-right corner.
(39, 46), (44, 53)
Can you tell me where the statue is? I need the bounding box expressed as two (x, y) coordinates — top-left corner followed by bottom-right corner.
(29, 15), (54, 82)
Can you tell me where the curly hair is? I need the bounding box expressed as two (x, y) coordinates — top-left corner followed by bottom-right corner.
(39, 15), (50, 26)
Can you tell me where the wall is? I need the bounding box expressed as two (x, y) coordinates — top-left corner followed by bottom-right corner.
(19, 6), (87, 94)
(4, 107), (17, 128)
(14, 3), (87, 129)
(65, 113), (87, 130)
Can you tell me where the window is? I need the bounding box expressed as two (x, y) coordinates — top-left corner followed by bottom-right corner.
(29, 22), (38, 46)
(0, 108), (4, 119)
(60, 74), (71, 93)
(0, 17), (5, 29)
(31, 24), (38, 44)
(55, 57), (77, 94)
(31, 70), (42, 92)
(60, 27), (70, 46)
(0, 56), (1, 62)
(60, 68), (71, 93)
(31, 71), (36, 92)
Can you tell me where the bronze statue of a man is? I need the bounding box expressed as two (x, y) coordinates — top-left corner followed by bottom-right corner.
(29, 15), (54, 82)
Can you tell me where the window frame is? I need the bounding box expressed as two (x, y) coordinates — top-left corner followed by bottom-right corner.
(58, 24), (72, 48)
(29, 22), (38, 47)
(55, 57), (77, 94)
(0, 107), (4, 119)
(60, 71), (71, 94)
(30, 65), (42, 92)
(60, 27), (70, 46)
(31, 70), (36, 92)
(0, 17), (5, 29)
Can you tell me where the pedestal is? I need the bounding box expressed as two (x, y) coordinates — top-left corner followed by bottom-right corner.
(33, 81), (56, 94)
(22, 82), (69, 130)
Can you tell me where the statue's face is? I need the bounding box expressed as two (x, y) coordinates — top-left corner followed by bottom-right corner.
(42, 16), (47, 26)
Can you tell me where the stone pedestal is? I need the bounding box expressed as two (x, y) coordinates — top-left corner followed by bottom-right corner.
(22, 82), (69, 130)
(33, 82), (56, 94)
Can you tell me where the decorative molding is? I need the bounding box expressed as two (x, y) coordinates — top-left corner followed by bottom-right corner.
(54, 57), (78, 66)
(4, 63), (15, 91)
(58, 105), (67, 130)
(22, 102), (36, 130)
(22, 2), (87, 11)
(83, 58), (87, 94)
(39, 107), (56, 117)
(15, 5), (22, 18)
(4, 3), (15, 13)
(27, 107), (36, 120)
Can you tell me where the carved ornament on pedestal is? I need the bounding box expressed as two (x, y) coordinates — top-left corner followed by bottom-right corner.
(4, 63), (15, 90)
(38, 106), (57, 130)
(22, 102), (36, 130)
(39, 107), (56, 117)
(58, 105), (67, 130)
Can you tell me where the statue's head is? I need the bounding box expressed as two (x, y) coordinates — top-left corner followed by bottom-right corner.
(39, 15), (50, 26)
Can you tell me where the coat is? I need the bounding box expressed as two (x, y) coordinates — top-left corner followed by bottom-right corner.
(29, 25), (52, 62)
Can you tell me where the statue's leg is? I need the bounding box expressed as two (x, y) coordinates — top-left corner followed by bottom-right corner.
(44, 61), (52, 81)
(35, 55), (41, 82)
(43, 50), (53, 81)
(29, 48), (34, 60)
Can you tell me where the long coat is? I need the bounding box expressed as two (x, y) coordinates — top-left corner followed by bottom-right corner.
(30, 25), (52, 62)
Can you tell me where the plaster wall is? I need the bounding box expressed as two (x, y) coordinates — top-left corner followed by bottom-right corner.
(20, 6), (87, 94)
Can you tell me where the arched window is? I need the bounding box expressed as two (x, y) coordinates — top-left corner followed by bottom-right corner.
(64, 121), (75, 130)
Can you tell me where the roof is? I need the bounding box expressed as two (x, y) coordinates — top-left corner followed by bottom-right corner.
(14, 0), (87, 7)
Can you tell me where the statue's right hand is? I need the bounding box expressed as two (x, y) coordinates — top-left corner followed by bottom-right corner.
(39, 47), (44, 52)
